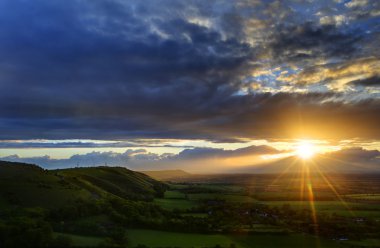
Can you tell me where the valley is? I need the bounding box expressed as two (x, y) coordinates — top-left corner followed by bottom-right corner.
(1, 161), (380, 247)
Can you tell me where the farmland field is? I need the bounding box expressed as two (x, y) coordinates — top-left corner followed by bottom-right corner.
(345, 194), (380, 200)
(187, 193), (256, 203)
(53, 233), (104, 247)
(148, 173), (380, 247)
(127, 229), (343, 248)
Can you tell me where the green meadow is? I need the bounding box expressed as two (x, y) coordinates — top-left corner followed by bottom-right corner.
(127, 229), (342, 248)
(53, 233), (104, 247)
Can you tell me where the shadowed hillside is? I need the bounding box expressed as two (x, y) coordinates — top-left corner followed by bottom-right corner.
(0, 161), (167, 208)
(0, 161), (170, 247)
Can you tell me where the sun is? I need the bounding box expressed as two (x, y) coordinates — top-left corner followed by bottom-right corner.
(296, 142), (315, 159)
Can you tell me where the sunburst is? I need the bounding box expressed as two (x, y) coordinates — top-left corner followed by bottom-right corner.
(296, 142), (315, 159)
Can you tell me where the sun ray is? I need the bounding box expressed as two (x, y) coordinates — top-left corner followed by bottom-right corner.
(304, 162), (319, 234)
(300, 159), (306, 202)
(318, 153), (369, 170)
(298, 159), (321, 248)
(266, 156), (299, 191)
(289, 164), (302, 193)
(310, 159), (356, 217)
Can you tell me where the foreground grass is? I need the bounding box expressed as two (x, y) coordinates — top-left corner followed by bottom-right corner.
(233, 234), (342, 248)
(127, 229), (343, 248)
(262, 200), (380, 211)
(343, 239), (380, 247)
(53, 232), (104, 247)
(127, 229), (241, 248)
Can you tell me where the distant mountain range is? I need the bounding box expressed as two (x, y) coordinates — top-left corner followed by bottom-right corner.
(234, 154), (380, 174)
(141, 153), (380, 181)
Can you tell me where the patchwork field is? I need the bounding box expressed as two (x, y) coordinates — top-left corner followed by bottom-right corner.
(127, 229), (343, 248)
(53, 233), (103, 247)
(148, 173), (380, 247)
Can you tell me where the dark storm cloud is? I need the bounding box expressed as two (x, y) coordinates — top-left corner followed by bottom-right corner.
(1, 93), (380, 141)
(0, 140), (194, 149)
(0, 0), (379, 142)
(349, 75), (380, 86)
(0, 141), (124, 149)
(269, 22), (363, 63)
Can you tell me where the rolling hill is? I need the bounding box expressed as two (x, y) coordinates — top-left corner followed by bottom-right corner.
(0, 160), (167, 209)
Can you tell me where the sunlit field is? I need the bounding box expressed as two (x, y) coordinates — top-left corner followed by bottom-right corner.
(142, 168), (380, 248)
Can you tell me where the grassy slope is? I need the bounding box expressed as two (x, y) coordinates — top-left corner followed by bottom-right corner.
(127, 229), (343, 248)
(0, 161), (166, 208)
(127, 229), (238, 248)
(0, 161), (90, 208)
(53, 232), (104, 247)
(56, 166), (167, 200)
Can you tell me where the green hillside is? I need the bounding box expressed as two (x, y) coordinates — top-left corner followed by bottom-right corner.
(0, 161), (170, 247)
(0, 161), (88, 209)
(0, 161), (167, 209)
(56, 166), (167, 200)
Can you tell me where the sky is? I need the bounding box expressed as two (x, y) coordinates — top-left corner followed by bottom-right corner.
(0, 0), (379, 172)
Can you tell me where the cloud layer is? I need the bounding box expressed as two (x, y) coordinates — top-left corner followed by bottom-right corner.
(0, 0), (379, 142)
(2, 145), (379, 173)
(0, 145), (280, 170)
